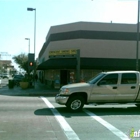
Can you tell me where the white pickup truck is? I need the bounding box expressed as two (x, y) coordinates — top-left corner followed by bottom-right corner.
(55, 71), (140, 111)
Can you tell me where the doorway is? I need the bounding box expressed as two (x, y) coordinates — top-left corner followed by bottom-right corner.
(60, 70), (70, 85)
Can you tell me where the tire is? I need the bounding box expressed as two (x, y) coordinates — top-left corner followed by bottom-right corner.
(66, 96), (84, 111)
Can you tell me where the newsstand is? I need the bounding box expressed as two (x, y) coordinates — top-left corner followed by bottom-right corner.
(8, 80), (14, 89)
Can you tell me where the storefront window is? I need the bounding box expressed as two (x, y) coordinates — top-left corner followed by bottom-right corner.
(70, 71), (76, 83)
(44, 69), (102, 88)
(81, 70), (102, 82)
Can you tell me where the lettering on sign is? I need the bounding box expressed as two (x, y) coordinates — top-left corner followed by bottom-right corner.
(49, 49), (77, 56)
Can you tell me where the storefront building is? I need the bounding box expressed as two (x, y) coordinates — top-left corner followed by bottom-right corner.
(37, 22), (139, 88)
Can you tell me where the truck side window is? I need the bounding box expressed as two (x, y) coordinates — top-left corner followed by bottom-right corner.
(121, 73), (136, 84)
(98, 74), (118, 85)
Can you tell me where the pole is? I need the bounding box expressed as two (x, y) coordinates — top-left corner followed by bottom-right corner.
(34, 9), (36, 88)
(76, 50), (80, 82)
(34, 9), (36, 60)
(25, 38), (30, 54)
(27, 7), (36, 87)
(136, 0), (140, 71)
(28, 39), (30, 78)
(29, 39), (30, 53)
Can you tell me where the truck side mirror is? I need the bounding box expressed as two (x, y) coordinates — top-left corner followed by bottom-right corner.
(98, 80), (106, 86)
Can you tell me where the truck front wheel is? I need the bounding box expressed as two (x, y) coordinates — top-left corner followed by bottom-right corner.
(66, 96), (84, 111)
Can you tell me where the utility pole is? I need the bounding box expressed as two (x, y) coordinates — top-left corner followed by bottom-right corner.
(136, 0), (140, 71)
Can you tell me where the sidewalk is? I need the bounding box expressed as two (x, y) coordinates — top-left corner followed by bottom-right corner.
(0, 81), (59, 96)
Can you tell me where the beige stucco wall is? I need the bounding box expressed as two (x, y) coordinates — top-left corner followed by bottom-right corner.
(46, 22), (136, 35)
(40, 39), (137, 61)
(39, 22), (138, 63)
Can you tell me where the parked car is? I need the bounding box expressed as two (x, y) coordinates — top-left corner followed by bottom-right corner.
(13, 74), (24, 86)
(1, 74), (9, 79)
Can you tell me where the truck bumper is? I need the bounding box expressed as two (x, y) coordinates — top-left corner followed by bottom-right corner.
(55, 94), (69, 105)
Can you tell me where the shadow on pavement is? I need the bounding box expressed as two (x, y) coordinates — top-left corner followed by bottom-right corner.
(34, 106), (140, 117)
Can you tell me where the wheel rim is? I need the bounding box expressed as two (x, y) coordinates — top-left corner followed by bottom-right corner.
(71, 99), (81, 110)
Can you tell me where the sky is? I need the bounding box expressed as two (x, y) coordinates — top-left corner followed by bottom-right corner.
(0, 0), (138, 68)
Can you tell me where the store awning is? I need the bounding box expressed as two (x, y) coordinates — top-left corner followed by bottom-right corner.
(80, 58), (136, 70)
(37, 58), (137, 70)
(37, 58), (77, 70)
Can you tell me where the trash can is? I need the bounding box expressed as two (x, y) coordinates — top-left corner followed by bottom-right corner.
(8, 80), (14, 89)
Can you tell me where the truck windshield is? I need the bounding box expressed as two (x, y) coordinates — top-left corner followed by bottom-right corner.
(87, 73), (105, 84)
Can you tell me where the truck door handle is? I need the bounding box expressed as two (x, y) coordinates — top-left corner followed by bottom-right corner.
(131, 86), (136, 89)
(113, 87), (117, 89)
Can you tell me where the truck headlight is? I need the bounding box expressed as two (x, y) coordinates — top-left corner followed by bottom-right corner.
(61, 88), (69, 95)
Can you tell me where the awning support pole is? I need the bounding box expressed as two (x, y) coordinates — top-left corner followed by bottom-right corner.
(76, 50), (80, 82)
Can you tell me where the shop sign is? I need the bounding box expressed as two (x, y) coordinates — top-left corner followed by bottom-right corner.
(49, 49), (77, 56)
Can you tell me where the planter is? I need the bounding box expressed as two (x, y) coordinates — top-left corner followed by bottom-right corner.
(20, 82), (29, 89)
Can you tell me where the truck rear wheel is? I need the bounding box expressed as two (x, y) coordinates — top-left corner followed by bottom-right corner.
(66, 96), (84, 111)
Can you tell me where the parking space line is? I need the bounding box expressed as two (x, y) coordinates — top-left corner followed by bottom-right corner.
(41, 97), (80, 140)
(83, 109), (129, 140)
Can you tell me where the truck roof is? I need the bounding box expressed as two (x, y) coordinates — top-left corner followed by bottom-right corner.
(103, 71), (140, 74)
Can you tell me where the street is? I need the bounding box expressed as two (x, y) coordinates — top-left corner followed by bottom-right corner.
(0, 92), (140, 140)
(0, 95), (67, 140)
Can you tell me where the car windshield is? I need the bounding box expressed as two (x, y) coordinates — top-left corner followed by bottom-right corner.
(87, 73), (105, 84)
